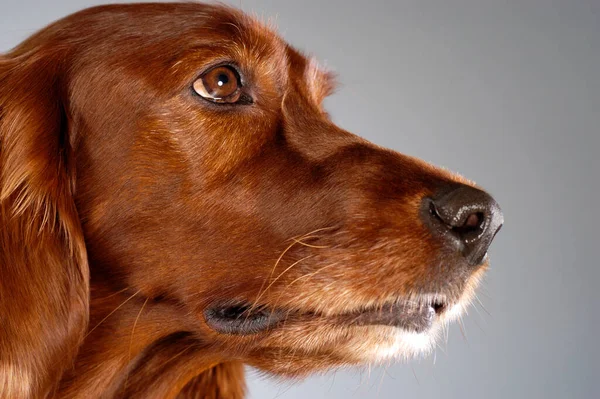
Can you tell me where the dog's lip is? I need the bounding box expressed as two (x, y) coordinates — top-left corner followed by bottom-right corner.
(328, 299), (447, 333)
(204, 304), (286, 335)
(204, 297), (448, 335)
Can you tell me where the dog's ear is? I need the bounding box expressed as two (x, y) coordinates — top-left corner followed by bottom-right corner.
(0, 48), (89, 398)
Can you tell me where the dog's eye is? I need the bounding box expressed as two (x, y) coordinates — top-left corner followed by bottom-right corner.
(193, 65), (243, 104)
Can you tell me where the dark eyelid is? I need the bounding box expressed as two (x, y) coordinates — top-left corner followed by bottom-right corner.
(236, 92), (253, 105)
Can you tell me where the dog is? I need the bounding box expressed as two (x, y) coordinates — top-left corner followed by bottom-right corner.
(0, 3), (503, 398)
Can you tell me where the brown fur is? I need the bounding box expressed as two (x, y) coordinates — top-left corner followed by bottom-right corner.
(1, 3), (489, 398)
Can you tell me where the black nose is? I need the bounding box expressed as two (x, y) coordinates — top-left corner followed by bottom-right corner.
(424, 185), (503, 265)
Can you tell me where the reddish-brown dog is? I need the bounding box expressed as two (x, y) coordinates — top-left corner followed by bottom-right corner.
(0, 3), (503, 398)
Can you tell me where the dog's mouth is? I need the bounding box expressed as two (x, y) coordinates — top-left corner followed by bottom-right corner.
(336, 300), (447, 332)
(203, 304), (285, 335)
(204, 297), (449, 335)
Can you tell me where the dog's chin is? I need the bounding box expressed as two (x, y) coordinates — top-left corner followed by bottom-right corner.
(353, 300), (468, 364)
(343, 275), (483, 365)
(244, 322), (444, 377)
(334, 300), (470, 365)
(352, 325), (440, 363)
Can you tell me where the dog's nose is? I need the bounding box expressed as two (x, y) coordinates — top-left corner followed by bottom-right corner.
(424, 185), (503, 265)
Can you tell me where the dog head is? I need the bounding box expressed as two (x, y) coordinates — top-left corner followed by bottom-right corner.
(0, 3), (502, 396)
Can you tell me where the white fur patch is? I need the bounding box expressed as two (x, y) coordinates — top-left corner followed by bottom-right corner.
(359, 280), (480, 363)
(365, 325), (441, 362)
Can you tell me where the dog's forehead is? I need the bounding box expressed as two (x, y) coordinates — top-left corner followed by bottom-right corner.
(151, 4), (332, 102)
(56, 3), (335, 101)
(191, 4), (336, 98)
(202, 7), (291, 86)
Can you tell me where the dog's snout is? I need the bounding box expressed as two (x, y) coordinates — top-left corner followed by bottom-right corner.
(424, 185), (504, 265)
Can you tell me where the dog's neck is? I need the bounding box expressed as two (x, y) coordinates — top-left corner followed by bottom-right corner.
(57, 287), (224, 398)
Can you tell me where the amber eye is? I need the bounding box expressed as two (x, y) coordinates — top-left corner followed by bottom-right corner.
(193, 65), (243, 103)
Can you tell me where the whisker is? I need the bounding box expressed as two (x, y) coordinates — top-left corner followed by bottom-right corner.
(248, 255), (312, 327)
(259, 255), (313, 306)
(249, 239), (299, 314)
(246, 226), (334, 318)
(377, 364), (388, 395)
(458, 316), (468, 343)
(435, 339), (447, 355)
(475, 294), (492, 317)
(289, 226), (337, 241)
(271, 262), (338, 310)
(283, 343), (301, 377)
(384, 367), (394, 380)
(284, 263), (337, 288)
(86, 290), (141, 338)
(97, 287), (130, 301)
(411, 365), (420, 385)
(291, 236), (329, 249)
(477, 288), (492, 300)
(444, 323), (449, 349)
(328, 370), (337, 392)
(163, 344), (195, 366)
(471, 315), (487, 335)
(273, 381), (295, 399)
(124, 296), (149, 392)
(470, 297), (486, 321)
(286, 263), (336, 292)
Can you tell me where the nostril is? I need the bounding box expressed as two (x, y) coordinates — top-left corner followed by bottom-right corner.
(464, 213), (482, 229)
(453, 212), (484, 235)
(423, 184), (503, 266)
(429, 201), (484, 233)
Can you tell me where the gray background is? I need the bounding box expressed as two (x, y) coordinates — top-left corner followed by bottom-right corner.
(2, 0), (598, 398)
